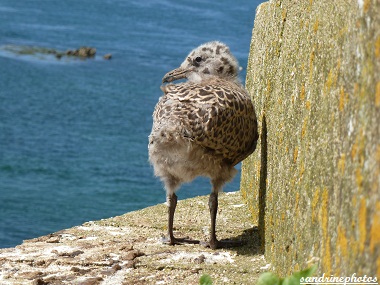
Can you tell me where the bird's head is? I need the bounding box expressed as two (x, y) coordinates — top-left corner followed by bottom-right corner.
(162, 41), (240, 84)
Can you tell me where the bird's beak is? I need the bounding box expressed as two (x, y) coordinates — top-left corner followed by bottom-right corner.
(162, 67), (191, 83)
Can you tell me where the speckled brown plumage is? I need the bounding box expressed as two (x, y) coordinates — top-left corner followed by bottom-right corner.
(153, 78), (256, 166)
(148, 41), (258, 249)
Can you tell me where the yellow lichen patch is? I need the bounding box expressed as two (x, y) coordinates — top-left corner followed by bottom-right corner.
(373, 36), (380, 59)
(311, 188), (320, 222)
(375, 36), (380, 58)
(301, 62), (305, 72)
(321, 188), (329, 226)
(241, 188), (247, 200)
(250, 205), (257, 222)
(299, 161), (305, 178)
(326, 70), (333, 91)
(255, 162), (261, 179)
(356, 19), (361, 28)
(325, 69), (336, 94)
(351, 129), (365, 162)
(359, 84), (366, 99)
(300, 85), (305, 100)
(313, 18), (319, 33)
(266, 79), (271, 95)
(337, 225), (348, 259)
(352, 195), (357, 209)
(376, 144), (380, 163)
(256, 166), (260, 179)
(338, 154), (346, 175)
(301, 118), (308, 138)
(351, 140), (358, 160)
(349, 234), (359, 268)
(339, 86), (346, 111)
(358, 197), (367, 253)
(306, 100), (311, 110)
(293, 146), (299, 163)
(282, 8), (287, 21)
(299, 19), (304, 29)
(356, 168), (363, 191)
(369, 201), (380, 253)
(290, 176), (296, 188)
(278, 131), (284, 144)
(321, 188), (331, 274)
(359, 130), (365, 165)
(309, 50), (315, 80)
(363, 0), (370, 13)
(353, 82), (359, 95)
(336, 58), (341, 75)
(375, 81), (380, 107)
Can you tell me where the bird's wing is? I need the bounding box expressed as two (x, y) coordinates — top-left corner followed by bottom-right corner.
(153, 79), (258, 165)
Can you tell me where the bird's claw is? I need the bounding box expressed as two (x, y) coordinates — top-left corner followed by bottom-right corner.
(161, 236), (200, 246)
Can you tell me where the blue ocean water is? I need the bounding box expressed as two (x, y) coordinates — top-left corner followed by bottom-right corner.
(0, 0), (262, 248)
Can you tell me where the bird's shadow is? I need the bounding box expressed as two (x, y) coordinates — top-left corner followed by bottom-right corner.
(219, 226), (262, 255)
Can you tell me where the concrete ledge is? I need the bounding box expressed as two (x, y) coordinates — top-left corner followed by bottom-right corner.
(0, 192), (267, 285)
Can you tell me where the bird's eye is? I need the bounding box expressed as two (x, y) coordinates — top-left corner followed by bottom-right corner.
(195, 57), (202, 62)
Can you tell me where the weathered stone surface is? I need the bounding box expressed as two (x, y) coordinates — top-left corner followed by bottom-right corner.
(0, 192), (267, 285)
(241, 0), (380, 277)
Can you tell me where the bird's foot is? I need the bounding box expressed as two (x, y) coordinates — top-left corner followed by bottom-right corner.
(200, 238), (246, 250)
(161, 235), (200, 246)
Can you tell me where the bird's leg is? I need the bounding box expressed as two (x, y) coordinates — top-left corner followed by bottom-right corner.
(208, 191), (219, 249)
(203, 189), (246, 249)
(167, 192), (177, 244)
(163, 192), (199, 246)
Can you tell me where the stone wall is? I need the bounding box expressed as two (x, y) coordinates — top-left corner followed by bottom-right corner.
(241, 0), (379, 276)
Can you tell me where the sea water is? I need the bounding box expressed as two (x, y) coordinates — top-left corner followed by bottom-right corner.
(0, 0), (262, 248)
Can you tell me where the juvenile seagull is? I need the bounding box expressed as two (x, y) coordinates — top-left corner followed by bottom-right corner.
(148, 41), (258, 249)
